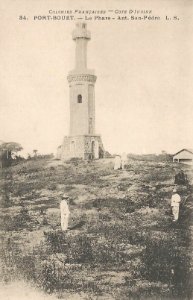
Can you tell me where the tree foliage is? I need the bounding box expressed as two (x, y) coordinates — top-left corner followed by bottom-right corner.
(0, 142), (23, 153)
(0, 142), (23, 167)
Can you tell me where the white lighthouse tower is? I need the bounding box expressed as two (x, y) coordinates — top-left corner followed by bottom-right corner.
(58, 23), (104, 160)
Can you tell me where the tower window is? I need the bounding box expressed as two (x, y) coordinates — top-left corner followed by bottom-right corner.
(77, 94), (82, 103)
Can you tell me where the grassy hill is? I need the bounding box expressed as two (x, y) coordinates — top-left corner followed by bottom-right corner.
(0, 157), (192, 299)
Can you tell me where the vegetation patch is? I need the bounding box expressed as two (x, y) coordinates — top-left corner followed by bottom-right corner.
(0, 157), (192, 299)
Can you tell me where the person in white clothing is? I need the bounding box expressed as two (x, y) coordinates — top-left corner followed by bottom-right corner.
(171, 188), (181, 222)
(60, 194), (70, 231)
(114, 155), (121, 170)
(121, 153), (127, 170)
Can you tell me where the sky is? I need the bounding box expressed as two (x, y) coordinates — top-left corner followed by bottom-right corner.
(0, 0), (193, 156)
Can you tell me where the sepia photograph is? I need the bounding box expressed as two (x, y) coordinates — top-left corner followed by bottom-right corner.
(0, 0), (193, 299)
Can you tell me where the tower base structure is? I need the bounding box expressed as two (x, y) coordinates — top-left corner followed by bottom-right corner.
(57, 135), (104, 161)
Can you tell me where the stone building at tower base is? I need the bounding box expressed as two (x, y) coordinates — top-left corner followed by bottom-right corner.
(57, 135), (104, 160)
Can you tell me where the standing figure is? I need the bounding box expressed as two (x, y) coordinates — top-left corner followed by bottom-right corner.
(60, 194), (70, 231)
(114, 155), (121, 170)
(121, 152), (127, 170)
(171, 188), (181, 222)
(174, 170), (187, 185)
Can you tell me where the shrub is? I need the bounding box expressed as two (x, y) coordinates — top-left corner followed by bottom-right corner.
(43, 230), (67, 254)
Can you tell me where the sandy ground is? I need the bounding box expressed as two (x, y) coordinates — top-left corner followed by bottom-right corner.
(0, 281), (87, 300)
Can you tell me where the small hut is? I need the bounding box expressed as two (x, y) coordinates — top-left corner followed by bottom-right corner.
(173, 149), (193, 164)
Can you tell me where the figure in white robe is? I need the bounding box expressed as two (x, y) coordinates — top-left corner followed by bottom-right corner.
(171, 189), (181, 221)
(60, 196), (70, 231)
(121, 153), (127, 169)
(114, 155), (121, 170)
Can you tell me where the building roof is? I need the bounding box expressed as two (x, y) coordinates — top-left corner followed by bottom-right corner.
(173, 148), (193, 156)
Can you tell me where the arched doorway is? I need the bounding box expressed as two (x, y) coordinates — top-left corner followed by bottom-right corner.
(91, 140), (99, 159)
(91, 141), (95, 159)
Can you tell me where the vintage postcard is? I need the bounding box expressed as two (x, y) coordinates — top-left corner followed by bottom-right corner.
(0, 0), (193, 299)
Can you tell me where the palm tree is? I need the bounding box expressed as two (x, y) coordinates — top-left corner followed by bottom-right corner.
(33, 149), (38, 157)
